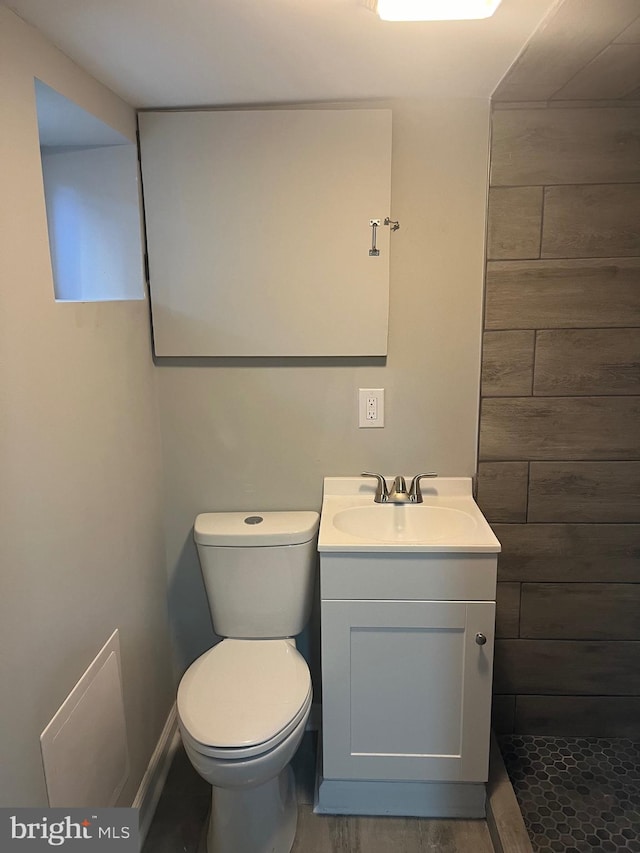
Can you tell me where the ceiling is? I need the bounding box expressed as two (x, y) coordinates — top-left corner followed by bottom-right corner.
(5, 0), (559, 108)
(494, 0), (640, 101)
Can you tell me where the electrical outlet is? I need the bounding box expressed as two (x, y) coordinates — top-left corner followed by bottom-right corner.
(358, 388), (384, 428)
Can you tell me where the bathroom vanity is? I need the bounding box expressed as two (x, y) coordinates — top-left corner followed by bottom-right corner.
(316, 476), (500, 817)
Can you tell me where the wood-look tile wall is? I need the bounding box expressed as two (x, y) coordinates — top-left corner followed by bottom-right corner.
(479, 104), (640, 737)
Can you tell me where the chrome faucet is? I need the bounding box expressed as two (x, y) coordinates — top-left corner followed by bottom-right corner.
(388, 475), (411, 503)
(362, 472), (437, 504)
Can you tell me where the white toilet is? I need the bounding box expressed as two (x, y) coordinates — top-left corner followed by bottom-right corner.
(177, 510), (319, 853)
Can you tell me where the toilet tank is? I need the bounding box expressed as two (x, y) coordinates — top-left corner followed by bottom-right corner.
(193, 511), (319, 639)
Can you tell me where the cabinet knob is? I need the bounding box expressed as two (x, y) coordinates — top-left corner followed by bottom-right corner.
(475, 632), (487, 646)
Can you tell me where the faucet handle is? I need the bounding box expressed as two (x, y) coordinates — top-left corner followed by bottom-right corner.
(409, 473), (438, 502)
(361, 472), (389, 503)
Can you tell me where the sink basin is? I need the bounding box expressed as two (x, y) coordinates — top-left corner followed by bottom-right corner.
(332, 504), (478, 544)
(318, 476), (501, 553)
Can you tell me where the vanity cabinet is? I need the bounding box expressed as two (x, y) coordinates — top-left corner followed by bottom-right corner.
(318, 550), (497, 816)
(321, 597), (495, 783)
(138, 108), (392, 357)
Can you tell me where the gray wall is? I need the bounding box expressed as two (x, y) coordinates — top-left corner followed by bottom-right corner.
(0, 8), (174, 806)
(154, 98), (492, 673)
(478, 103), (640, 736)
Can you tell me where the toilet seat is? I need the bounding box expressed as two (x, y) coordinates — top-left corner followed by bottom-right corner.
(178, 638), (312, 760)
(181, 687), (312, 761)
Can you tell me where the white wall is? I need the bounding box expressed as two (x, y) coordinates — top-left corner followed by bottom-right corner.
(0, 8), (174, 807)
(155, 98), (491, 671)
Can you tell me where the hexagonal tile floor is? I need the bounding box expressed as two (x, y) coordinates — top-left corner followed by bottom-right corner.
(499, 735), (640, 853)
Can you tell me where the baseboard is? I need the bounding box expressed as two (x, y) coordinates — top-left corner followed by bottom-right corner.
(132, 703), (180, 844)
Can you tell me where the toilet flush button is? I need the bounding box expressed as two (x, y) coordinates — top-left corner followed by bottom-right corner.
(244, 515), (264, 525)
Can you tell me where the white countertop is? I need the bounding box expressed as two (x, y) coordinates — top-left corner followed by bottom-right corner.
(318, 476), (501, 554)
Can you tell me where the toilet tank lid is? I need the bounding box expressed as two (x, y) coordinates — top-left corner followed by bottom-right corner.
(194, 510), (319, 547)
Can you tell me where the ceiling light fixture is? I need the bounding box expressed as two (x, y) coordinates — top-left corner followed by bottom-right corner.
(370, 0), (503, 21)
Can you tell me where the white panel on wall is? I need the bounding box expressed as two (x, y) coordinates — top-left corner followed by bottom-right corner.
(139, 108), (392, 356)
(40, 630), (130, 807)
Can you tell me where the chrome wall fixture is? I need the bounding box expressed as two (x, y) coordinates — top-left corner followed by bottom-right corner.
(369, 216), (400, 256)
(369, 219), (381, 256)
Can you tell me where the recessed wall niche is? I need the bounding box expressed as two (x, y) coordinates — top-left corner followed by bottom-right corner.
(35, 79), (145, 302)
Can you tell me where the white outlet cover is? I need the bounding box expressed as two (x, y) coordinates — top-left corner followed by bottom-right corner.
(358, 388), (385, 428)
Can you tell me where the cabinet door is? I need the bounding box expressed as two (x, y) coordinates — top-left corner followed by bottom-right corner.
(139, 109), (391, 356)
(321, 600), (495, 783)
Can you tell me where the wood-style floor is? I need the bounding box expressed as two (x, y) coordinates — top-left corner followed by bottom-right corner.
(291, 808), (494, 853)
(142, 734), (495, 853)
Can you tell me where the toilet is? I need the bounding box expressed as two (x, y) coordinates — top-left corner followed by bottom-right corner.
(177, 510), (319, 853)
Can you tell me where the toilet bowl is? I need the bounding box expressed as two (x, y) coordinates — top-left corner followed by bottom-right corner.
(179, 511), (319, 853)
(178, 638), (313, 853)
